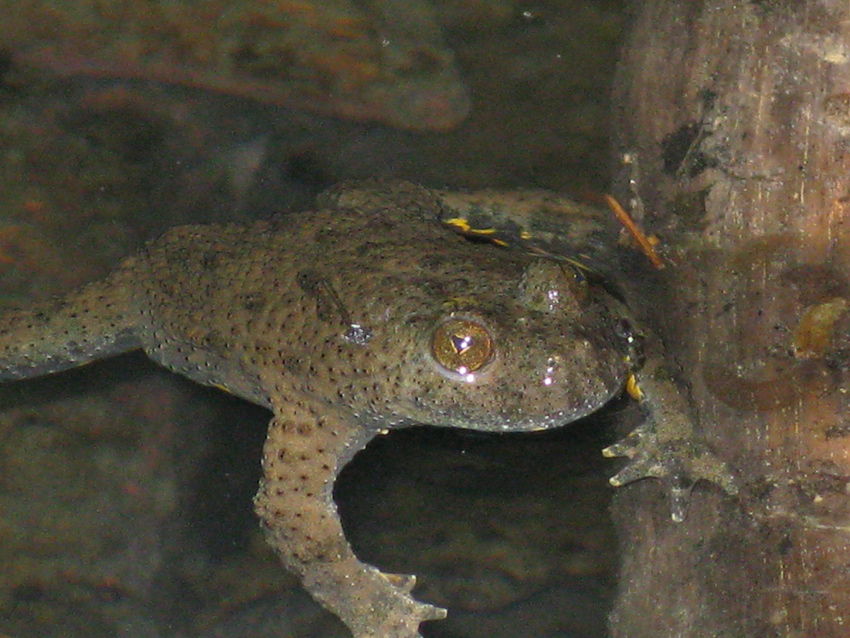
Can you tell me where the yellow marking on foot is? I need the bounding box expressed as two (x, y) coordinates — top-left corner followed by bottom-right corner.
(625, 373), (644, 401)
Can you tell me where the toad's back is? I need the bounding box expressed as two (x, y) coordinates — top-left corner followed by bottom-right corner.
(2, 182), (631, 430)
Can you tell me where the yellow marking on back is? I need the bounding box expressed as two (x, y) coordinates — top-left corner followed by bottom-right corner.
(444, 217), (499, 236)
(444, 217), (472, 232)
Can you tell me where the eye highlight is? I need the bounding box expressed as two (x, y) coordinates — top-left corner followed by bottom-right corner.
(431, 318), (493, 377)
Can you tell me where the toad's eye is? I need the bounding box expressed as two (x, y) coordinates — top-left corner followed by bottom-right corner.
(431, 318), (493, 376)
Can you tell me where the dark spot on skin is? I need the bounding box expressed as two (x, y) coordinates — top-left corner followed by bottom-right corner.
(314, 227), (343, 244)
(201, 251), (223, 270)
(297, 422), (313, 436)
(241, 292), (266, 311)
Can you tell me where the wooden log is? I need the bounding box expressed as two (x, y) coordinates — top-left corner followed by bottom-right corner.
(610, 1), (850, 636)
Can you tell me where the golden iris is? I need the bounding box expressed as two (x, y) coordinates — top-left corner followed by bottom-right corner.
(431, 318), (493, 375)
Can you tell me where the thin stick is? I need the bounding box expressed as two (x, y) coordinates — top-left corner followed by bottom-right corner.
(603, 194), (666, 270)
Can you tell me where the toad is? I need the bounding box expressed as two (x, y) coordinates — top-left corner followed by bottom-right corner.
(0, 180), (735, 637)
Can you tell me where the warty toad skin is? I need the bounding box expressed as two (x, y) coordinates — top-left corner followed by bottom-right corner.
(0, 180), (735, 637)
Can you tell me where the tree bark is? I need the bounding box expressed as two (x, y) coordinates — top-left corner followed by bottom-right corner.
(610, 1), (850, 636)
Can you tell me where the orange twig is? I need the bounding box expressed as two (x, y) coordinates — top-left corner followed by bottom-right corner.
(603, 194), (665, 270)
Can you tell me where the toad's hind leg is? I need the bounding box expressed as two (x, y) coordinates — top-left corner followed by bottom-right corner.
(254, 400), (446, 638)
(0, 269), (141, 382)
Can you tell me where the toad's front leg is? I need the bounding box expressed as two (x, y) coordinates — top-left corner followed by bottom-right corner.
(604, 352), (739, 522)
(253, 399), (445, 638)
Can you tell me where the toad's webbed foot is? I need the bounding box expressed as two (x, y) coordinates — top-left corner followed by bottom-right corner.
(603, 368), (738, 522)
(303, 563), (447, 638)
(604, 420), (738, 522)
